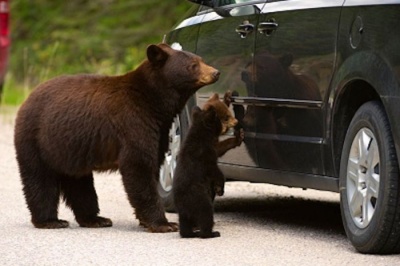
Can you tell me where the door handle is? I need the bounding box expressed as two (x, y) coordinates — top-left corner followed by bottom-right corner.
(236, 22), (254, 38)
(258, 21), (279, 36)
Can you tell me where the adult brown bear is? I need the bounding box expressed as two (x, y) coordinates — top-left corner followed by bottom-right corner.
(14, 43), (219, 232)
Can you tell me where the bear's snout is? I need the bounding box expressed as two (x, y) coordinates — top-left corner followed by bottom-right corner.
(204, 67), (220, 84)
(229, 117), (238, 128)
(198, 61), (220, 86)
(213, 70), (220, 80)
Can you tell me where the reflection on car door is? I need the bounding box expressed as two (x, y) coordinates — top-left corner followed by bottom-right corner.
(247, 0), (344, 174)
(195, 1), (267, 167)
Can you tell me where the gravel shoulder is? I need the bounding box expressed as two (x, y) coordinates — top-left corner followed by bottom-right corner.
(1, 106), (399, 266)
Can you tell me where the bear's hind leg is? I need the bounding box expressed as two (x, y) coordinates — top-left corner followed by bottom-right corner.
(19, 161), (68, 229)
(178, 214), (197, 238)
(120, 161), (178, 233)
(60, 174), (112, 228)
(197, 202), (220, 238)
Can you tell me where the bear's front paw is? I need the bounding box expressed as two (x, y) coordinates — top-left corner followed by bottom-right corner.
(223, 90), (233, 106)
(215, 186), (224, 196)
(33, 219), (69, 229)
(148, 222), (179, 233)
(235, 128), (245, 146)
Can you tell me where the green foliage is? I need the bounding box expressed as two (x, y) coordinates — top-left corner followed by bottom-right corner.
(5, 0), (191, 104)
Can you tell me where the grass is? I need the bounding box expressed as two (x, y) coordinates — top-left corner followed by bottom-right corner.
(1, 74), (30, 106)
(3, 0), (193, 107)
(0, 46), (146, 106)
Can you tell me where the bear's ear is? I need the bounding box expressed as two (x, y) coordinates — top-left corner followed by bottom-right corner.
(191, 106), (202, 120)
(208, 93), (219, 102)
(204, 106), (221, 132)
(147, 44), (169, 66)
(279, 53), (293, 68)
(223, 90), (232, 107)
(204, 106), (217, 121)
(157, 43), (172, 50)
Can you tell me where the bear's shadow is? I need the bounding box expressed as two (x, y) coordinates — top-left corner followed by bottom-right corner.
(213, 191), (346, 238)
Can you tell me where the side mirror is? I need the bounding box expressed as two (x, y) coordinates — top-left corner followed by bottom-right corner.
(186, 0), (216, 8)
(215, 5), (260, 18)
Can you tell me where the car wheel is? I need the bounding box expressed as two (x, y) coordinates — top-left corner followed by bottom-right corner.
(339, 101), (400, 254)
(158, 115), (181, 212)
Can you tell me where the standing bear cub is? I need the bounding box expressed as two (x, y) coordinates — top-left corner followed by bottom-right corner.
(14, 43), (219, 232)
(173, 93), (243, 238)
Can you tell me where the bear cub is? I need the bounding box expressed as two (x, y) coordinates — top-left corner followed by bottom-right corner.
(204, 92), (243, 158)
(173, 92), (243, 238)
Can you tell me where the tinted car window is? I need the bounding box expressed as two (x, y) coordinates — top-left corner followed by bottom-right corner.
(194, 2), (267, 168)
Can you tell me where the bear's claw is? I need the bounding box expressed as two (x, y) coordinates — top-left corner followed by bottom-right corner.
(77, 216), (113, 228)
(33, 219), (69, 229)
(147, 222), (179, 233)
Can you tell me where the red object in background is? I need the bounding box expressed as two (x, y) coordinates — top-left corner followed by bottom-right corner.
(0, 0), (9, 89)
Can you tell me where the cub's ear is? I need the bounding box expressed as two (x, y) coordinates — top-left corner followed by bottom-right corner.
(204, 106), (217, 121)
(204, 106), (221, 133)
(191, 106), (202, 120)
(208, 93), (219, 102)
(204, 93), (220, 111)
(147, 44), (169, 66)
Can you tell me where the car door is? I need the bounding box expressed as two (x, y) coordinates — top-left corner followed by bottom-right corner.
(194, 0), (267, 167)
(248, 0), (345, 174)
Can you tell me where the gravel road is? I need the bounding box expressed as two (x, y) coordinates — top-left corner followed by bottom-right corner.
(0, 106), (399, 265)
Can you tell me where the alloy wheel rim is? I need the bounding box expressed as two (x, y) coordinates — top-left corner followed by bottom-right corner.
(346, 127), (380, 229)
(159, 116), (180, 192)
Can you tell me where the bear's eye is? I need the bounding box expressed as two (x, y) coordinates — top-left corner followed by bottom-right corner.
(224, 116), (230, 122)
(190, 63), (199, 71)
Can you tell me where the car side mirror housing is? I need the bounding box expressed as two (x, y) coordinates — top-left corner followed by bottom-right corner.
(187, 0), (216, 8)
(187, 1), (259, 17)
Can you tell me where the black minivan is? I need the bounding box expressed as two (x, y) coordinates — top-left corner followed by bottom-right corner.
(159, 0), (400, 254)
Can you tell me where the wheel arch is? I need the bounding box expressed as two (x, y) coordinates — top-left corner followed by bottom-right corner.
(331, 79), (380, 177)
(329, 50), (400, 177)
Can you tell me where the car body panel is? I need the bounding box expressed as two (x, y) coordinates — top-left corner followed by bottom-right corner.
(193, 1), (267, 167)
(332, 2), (400, 175)
(164, 0), (400, 193)
(248, 0), (344, 175)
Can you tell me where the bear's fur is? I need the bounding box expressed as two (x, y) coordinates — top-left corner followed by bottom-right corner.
(204, 92), (243, 157)
(172, 93), (243, 239)
(173, 106), (225, 238)
(14, 43), (219, 232)
(202, 91), (244, 201)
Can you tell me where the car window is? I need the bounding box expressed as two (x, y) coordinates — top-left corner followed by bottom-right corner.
(218, 0), (257, 5)
(217, 0), (264, 6)
(199, 0), (264, 11)
(199, 0), (265, 15)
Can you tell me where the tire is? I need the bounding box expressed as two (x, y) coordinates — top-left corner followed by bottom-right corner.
(339, 101), (400, 254)
(158, 115), (181, 212)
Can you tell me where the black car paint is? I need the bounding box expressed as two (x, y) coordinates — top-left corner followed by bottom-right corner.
(165, 0), (400, 193)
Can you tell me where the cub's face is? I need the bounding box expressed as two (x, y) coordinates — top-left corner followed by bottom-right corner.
(191, 106), (222, 137)
(203, 92), (237, 135)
